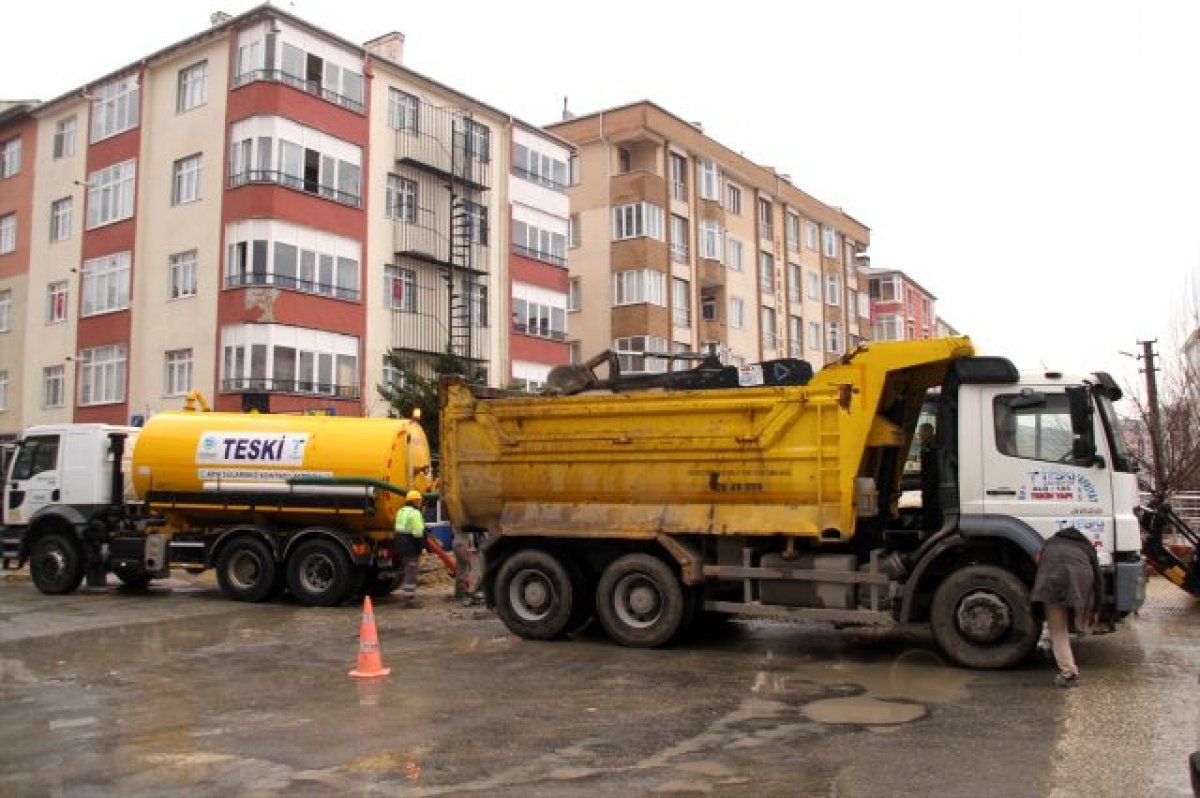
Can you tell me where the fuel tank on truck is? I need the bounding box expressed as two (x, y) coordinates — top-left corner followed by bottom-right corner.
(130, 410), (432, 532)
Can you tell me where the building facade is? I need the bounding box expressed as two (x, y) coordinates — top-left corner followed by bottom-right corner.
(547, 102), (871, 374)
(867, 268), (938, 342)
(0, 5), (571, 437)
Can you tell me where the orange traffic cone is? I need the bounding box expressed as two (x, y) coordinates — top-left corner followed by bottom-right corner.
(349, 596), (391, 678)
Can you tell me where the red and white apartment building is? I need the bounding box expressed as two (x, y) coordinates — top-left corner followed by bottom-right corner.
(0, 5), (572, 438)
(867, 268), (940, 342)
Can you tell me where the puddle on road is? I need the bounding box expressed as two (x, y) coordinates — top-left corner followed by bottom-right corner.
(802, 696), (925, 725)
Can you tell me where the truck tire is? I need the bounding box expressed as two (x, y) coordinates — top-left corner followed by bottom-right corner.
(930, 565), (1039, 669)
(216, 537), (280, 603)
(494, 549), (576, 640)
(596, 553), (685, 648)
(287, 538), (354, 607)
(30, 531), (86, 595)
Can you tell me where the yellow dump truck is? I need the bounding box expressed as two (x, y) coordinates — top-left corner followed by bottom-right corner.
(0, 400), (432, 606)
(440, 337), (1145, 668)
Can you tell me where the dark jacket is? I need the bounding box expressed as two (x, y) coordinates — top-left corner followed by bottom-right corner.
(1031, 527), (1104, 616)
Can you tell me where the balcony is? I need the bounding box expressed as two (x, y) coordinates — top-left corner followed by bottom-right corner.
(232, 68), (365, 114)
(224, 271), (360, 302)
(221, 376), (361, 400)
(228, 169), (360, 208)
(512, 319), (567, 341)
(512, 243), (565, 268)
(512, 165), (567, 193)
(394, 105), (491, 192)
(670, 242), (689, 264)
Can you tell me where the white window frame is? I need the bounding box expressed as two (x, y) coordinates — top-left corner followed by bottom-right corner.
(612, 202), (664, 241)
(169, 250), (198, 299)
(761, 306), (777, 349)
(873, 313), (902, 341)
(53, 117), (76, 159)
(809, 321), (822, 349)
(42, 365), (65, 409)
(828, 321), (843, 353)
(613, 269), (666, 307)
(805, 220), (818, 250)
(786, 212), (800, 251)
(806, 270), (821, 301)
(1, 137), (21, 178)
(823, 226), (839, 258)
(729, 296), (745, 329)
(177, 61), (208, 112)
(172, 154), (201, 205)
(0, 370), (8, 411)
(789, 315), (803, 357)
(613, 335), (668, 375)
(0, 213), (14, 254)
(672, 278), (691, 328)
(50, 197), (72, 242)
(0, 290), (10, 331)
(788, 263), (801, 303)
(388, 88), (419, 133)
(81, 252), (131, 316)
(385, 174), (417, 222)
(760, 251), (775, 294)
(699, 221), (723, 262)
(164, 349), (193, 396)
(384, 265), (416, 312)
(567, 277), (581, 311)
(86, 159), (136, 228)
(825, 272), (841, 306)
(726, 183), (742, 215)
(89, 76), (140, 142)
(79, 344), (127, 405)
(725, 236), (743, 271)
(46, 281), (69, 324)
(697, 160), (720, 201)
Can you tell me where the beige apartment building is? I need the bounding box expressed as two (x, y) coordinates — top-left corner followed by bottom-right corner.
(547, 101), (871, 373)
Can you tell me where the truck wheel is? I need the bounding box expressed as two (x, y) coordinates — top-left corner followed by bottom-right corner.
(287, 538), (354, 607)
(216, 537), (279, 603)
(494, 550), (575, 640)
(930, 565), (1038, 669)
(30, 531), (86, 595)
(596, 553), (685, 648)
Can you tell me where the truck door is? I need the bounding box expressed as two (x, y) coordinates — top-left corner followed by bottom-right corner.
(5, 434), (62, 526)
(979, 386), (1115, 561)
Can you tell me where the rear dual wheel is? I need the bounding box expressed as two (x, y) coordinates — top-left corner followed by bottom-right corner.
(494, 549), (592, 640)
(216, 537), (282, 603)
(596, 554), (685, 648)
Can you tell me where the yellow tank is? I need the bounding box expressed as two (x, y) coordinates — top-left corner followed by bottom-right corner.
(440, 337), (974, 543)
(131, 410), (431, 533)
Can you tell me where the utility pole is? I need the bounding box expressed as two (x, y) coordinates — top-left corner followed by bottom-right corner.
(1139, 338), (1168, 496)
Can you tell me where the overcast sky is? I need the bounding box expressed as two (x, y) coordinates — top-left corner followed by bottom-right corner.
(6, 0), (1198, 397)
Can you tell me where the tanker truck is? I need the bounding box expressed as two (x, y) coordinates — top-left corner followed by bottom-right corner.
(438, 336), (1146, 669)
(0, 396), (432, 606)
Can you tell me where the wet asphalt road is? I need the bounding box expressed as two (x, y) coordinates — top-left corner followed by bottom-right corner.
(0, 570), (1196, 797)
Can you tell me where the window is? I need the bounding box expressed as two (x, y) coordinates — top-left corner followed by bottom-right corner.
(0, 213), (14, 253)
(805, 220), (818, 250)
(177, 61), (208, 112)
(847, 288), (858, 320)
(725, 236), (743, 271)
(761, 306), (777, 349)
(0, 290), (10, 331)
(0, 370), (8, 410)
(618, 147), (631, 173)
(759, 251), (775, 294)
(859, 292), (871, 319)
(462, 200), (488, 244)
(567, 277), (581, 311)
(612, 202), (664, 241)
(789, 315), (803, 357)
(165, 349), (193, 396)
(53, 117), (76, 159)
(825, 272), (841, 305)
(82, 252), (131, 315)
(729, 297), (745, 329)
(872, 313), (902, 341)
(467, 284), (489, 327)
(758, 198), (773, 240)
(613, 335), (667, 374)
(870, 275), (902, 302)
(827, 321), (842, 353)
(278, 43), (364, 111)
(514, 143), (568, 190)
(993, 393), (1075, 463)
(701, 293), (716, 321)
(512, 220), (566, 266)
(387, 88), (419, 132)
(669, 152), (687, 200)
(169, 250), (198, 299)
(699, 221), (723, 261)
(79, 344), (127, 405)
(222, 326), (358, 397)
(613, 269), (666, 306)
(788, 263), (801, 303)
(42, 366), (65, 408)
(726, 183), (741, 215)
(50, 197), (72, 242)
(512, 295), (567, 340)
(46, 281), (68, 324)
(809, 321), (822, 349)
(385, 174), (417, 222)
(228, 125), (361, 207)
(806, 270), (820, 301)
(786, 212), (800, 251)
(226, 229), (360, 301)
(172, 154), (201, 204)
(670, 214), (688, 263)
(86, 159), (136, 228)
(1, 137), (21, 178)
(823, 226), (839, 258)
(384, 265), (416, 312)
(569, 214), (581, 248)
(463, 119), (490, 163)
(697, 160), (720, 201)
(673, 278), (690, 328)
(90, 76), (140, 142)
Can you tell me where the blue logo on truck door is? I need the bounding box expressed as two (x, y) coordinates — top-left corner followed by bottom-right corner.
(196, 432), (309, 466)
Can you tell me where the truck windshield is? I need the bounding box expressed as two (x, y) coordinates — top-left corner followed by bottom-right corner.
(11, 435), (59, 480)
(1095, 393), (1137, 473)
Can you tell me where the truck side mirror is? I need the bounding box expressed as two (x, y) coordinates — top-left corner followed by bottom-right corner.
(1066, 387), (1097, 464)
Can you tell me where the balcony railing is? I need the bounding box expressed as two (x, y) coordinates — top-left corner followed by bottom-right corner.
(221, 377), (361, 399)
(224, 271), (361, 302)
(512, 243), (566, 268)
(512, 165), (567, 193)
(512, 320), (567, 341)
(228, 169), (361, 208)
(232, 69), (365, 114)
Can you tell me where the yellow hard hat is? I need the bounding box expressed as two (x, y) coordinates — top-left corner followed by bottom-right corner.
(406, 490), (424, 502)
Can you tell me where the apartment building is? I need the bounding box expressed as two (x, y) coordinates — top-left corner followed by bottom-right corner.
(0, 5), (571, 437)
(868, 268), (938, 341)
(546, 101), (871, 373)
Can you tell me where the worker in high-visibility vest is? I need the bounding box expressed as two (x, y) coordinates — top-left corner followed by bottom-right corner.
(394, 490), (430, 607)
